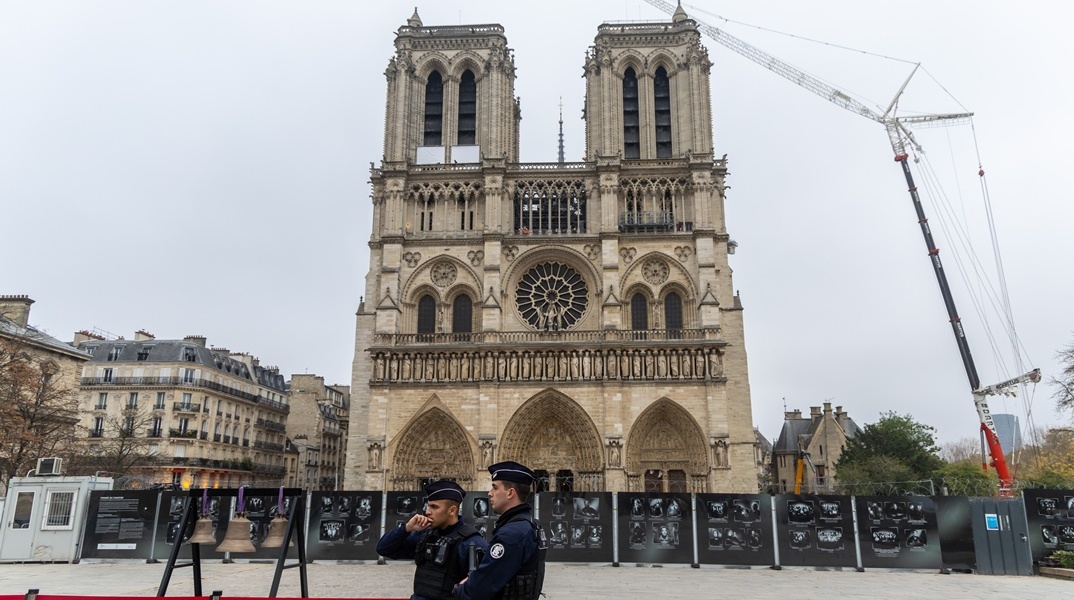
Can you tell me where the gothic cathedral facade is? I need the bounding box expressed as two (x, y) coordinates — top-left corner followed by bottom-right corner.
(349, 7), (758, 493)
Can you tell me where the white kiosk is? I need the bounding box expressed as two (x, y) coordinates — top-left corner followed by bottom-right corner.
(0, 458), (113, 562)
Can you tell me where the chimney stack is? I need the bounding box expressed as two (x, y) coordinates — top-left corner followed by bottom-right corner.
(810, 406), (822, 418)
(134, 329), (156, 341)
(0, 295), (34, 328)
(183, 335), (207, 347)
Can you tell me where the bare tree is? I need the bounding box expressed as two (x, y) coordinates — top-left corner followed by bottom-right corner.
(69, 406), (160, 480)
(0, 336), (80, 489)
(941, 435), (983, 463)
(1054, 337), (1074, 414)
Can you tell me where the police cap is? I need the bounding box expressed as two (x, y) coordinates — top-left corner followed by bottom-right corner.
(424, 480), (465, 503)
(488, 461), (536, 484)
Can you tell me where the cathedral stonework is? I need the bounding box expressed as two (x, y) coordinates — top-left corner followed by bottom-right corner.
(349, 7), (759, 493)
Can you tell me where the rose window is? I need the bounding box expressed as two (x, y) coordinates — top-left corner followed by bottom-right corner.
(516, 261), (588, 331)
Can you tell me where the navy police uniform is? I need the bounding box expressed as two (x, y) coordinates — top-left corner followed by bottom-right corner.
(454, 462), (546, 600)
(377, 481), (488, 600)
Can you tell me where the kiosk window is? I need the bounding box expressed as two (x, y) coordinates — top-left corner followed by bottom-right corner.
(42, 490), (75, 530)
(12, 491), (34, 529)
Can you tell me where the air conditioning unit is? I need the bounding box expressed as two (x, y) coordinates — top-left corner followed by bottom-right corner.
(36, 457), (63, 476)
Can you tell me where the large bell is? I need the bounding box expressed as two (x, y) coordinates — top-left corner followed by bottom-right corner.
(261, 515), (292, 548)
(216, 515), (256, 553)
(188, 516), (217, 545)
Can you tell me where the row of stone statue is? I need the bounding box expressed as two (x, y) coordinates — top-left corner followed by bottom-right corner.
(370, 347), (724, 383)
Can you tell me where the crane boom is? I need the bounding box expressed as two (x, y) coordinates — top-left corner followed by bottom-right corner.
(644, 1), (1036, 492)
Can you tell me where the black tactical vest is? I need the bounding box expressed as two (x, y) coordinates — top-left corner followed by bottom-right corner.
(493, 514), (547, 600)
(413, 523), (480, 600)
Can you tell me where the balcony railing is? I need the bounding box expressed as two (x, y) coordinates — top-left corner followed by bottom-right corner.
(373, 328), (712, 348)
(89, 430), (104, 438)
(169, 428), (197, 439)
(254, 441), (284, 452)
(147, 429), (163, 438)
(253, 463), (287, 475)
(173, 402), (201, 413)
(80, 376), (260, 403)
(256, 418), (286, 432)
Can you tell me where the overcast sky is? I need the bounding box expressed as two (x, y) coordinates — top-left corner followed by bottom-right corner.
(3, 1), (1071, 453)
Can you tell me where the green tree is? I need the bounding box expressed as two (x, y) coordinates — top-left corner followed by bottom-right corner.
(835, 412), (944, 493)
(934, 460), (998, 496)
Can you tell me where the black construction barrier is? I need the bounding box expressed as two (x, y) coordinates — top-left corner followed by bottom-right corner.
(617, 492), (694, 564)
(459, 491), (499, 541)
(774, 494), (857, 568)
(1023, 488), (1074, 563)
(538, 492), (613, 563)
(153, 491), (232, 561)
(307, 491), (382, 561)
(80, 490), (159, 560)
(695, 493), (774, 566)
(854, 495), (941, 569)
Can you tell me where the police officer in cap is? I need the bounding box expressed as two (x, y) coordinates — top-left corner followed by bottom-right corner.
(453, 461), (546, 600)
(377, 480), (489, 600)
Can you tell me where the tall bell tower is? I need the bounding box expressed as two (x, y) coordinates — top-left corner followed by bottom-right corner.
(349, 8), (758, 494)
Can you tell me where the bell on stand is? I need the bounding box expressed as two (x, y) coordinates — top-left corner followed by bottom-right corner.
(217, 487), (256, 554)
(261, 486), (292, 548)
(261, 515), (291, 548)
(189, 488), (216, 545)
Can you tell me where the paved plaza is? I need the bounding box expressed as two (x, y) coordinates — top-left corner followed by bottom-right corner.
(0, 561), (1068, 599)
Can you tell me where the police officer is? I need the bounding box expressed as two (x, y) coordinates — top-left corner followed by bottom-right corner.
(377, 480), (488, 600)
(453, 461), (546, 600)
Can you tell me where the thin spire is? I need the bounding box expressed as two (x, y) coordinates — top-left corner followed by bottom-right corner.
(557, 97), (565, 164)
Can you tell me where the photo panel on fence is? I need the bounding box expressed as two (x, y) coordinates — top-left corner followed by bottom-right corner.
(80, 490), (158, 560)
(617, 492), (694, 564)
(854, 495), (941, 569)
(307, 491), (382, 560)
(153, 491), (231, 561)
(695, 493), (774, 566)
(459, 491), (499, 542)
(773, 494), (857, 568)
(538, 492), (613, 562)
(239, 491), (302, 560)
(1023, 488), (1074, 562)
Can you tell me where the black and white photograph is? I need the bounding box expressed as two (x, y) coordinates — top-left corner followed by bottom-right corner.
(819, 501), (840, 519)
(884, 502), (906, 520)
(648, 498), (664, 518)
(587, 525), (602, 546)
(336, 496), (351, 516)
(348, 522), (371, 542)
(246, 496), (266, 517)
(816, 527), (843, 551)
(549, 521), (568, 545)
(707, 500), (728, 521)
(871, 527), (899, 551)
(666, 497), (683, 519)
(320, 519), (345, 542)
(651, 522), (678, 546)
(1042, 525), (1058, 545)
(788, 501), (815, 524)
(571, 525), (585, 545)
(1038, 497), (1058, 516)
(321, 495), (335, 515)
(867, 501), (885, 521)
(168, 497), (185, 518)
(473, 497), (490, 519)
(630, 497), (646, 518)
(724, 527), (746, 549)
(789, 529), (811, 550)
(574, 497), (599, 519)
(904, 528), (927, 548)
(707, 527), (723, 548)
(165, 521), (184, 545)
(748, 527), (763, 549)
(356, 496), (373, 519)
(1059, 525), (1074, 544)
(733, 499), (760, 522)
(397, 495), (418, 516)
(630, 522), (648, 545)
(1066, 496), (1074, 511)
(906, 501), (925, 522)
(551, 497), (567, 517)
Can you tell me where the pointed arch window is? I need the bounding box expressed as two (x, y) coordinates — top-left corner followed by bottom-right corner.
(654, 66), (672, 158)
(622, 68), (640, 159)
(417, 295), (436, 337)
(631, 293), (648, 331)
(452, 295), (473, 335)
(457, 70), (476, 145)
(424, 71), (444, 146)
(664, 292), (683, 331)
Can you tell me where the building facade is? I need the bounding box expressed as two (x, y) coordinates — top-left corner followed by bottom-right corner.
(771, 403), (858, 493)
(287, 374), (349, 490)
(75, 332), (291, 488)
(349, 7), (758, 493)
(0, 295), (91, 492)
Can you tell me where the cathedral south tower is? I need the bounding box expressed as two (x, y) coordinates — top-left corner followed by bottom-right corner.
(349, 7), (758, 493)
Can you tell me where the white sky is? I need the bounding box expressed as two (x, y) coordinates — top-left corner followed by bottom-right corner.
(3, 1), (1072, 452)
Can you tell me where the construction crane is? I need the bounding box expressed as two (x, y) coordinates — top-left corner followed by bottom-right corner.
(644, 0), (1038, 491)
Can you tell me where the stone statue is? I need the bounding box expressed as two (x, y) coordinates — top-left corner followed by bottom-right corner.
(368, 444), (382, 471)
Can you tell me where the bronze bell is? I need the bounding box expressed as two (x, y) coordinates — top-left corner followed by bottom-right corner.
(216, 515), (256, 553)
(261, 515), (291, 548)
(188, 516), (217, 545)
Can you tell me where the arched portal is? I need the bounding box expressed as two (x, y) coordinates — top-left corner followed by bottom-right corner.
(626, 398), (709, 493)
(391, 406), (475, 490)
(500, 390), (604, 491)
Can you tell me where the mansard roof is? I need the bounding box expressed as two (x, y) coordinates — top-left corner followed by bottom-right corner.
(0, 316), (91, 361)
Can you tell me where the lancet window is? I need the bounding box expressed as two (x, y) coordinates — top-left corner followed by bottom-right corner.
(513, 180), (586, 236)
(423, 71), (444, 146)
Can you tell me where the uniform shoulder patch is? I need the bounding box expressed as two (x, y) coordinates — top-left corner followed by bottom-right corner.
(489, 543), (505, 559)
